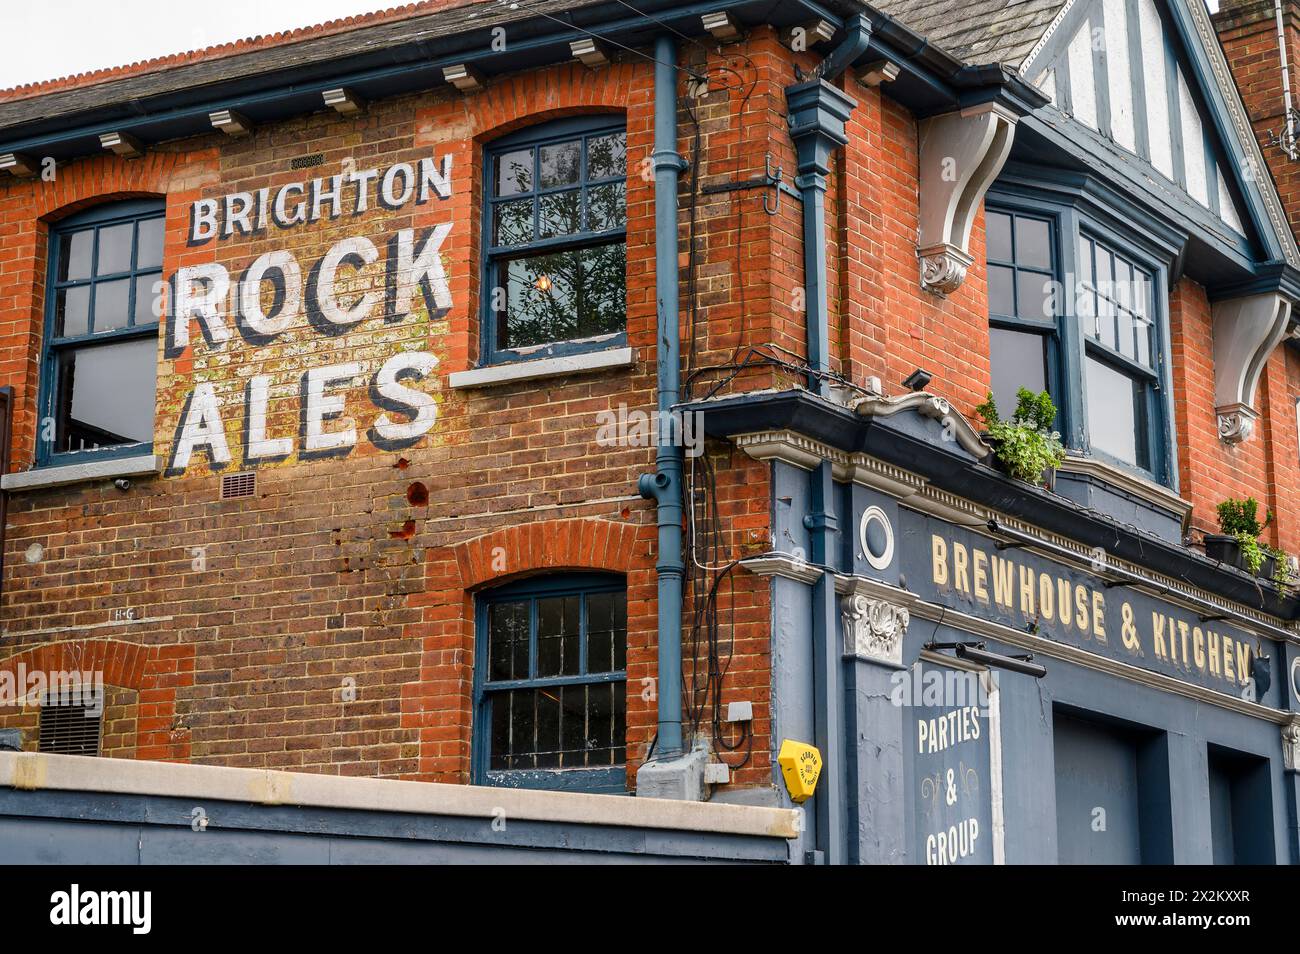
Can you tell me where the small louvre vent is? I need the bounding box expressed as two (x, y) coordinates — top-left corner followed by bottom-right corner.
(290, 152), (325, 169)
(221, 471), (256, 499)
(38, 697), (102, 757)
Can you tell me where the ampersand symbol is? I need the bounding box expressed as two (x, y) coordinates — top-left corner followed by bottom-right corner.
(945, 768), (957, 806)
(1120, 602), (1140, 652)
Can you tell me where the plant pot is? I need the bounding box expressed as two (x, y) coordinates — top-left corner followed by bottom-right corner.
(1204, 534), (1245, 570)
(1260, 552), (1278, 582)
(1041, 467), (1057, 492)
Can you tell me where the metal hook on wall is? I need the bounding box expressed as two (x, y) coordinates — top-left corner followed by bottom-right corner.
(762, 154), (782, 215)
(699, 151), (802, 216)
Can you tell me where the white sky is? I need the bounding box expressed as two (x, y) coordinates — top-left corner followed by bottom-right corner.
(0, 0), (1229, 91)
(0, 0), (396, 89)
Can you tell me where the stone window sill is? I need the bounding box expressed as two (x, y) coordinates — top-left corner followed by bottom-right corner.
(1, 454), (160, 492)
(448, 347), (634, 389)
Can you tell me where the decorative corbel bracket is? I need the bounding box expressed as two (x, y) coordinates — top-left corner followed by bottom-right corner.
(1211, 292), (1292, 444)
(850, 390), (992, 461)
(841, 590), (910, 668)
(916, 103), (1017, 296)
(1283, 718), (1300, 773)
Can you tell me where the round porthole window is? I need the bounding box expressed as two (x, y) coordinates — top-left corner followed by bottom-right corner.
(1291, 656), (1300, 705)
(859, 505), (894, 571)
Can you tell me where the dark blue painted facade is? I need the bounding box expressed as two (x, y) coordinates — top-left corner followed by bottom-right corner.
(751, 430), (1299, 865)
(0, 788), (791, 864)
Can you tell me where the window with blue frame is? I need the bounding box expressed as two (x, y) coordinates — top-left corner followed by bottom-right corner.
(986, 195), (1173, 486)
(987, 208), (1059, 416)
(1077, 233), (1161, 473)
(474, 573), (627, 793)
(482, 116), (627, 364)
(41, 200), (163, 464)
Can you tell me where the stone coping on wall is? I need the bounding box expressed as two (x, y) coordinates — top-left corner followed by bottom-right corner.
(447, 347), (635, 389)
(0, 752), (800, 839)
(0, 453), (160, 492)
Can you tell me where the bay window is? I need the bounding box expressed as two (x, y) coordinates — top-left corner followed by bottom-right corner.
(986, 197), (1173, 485)
(987, 208), (1058, 416)
(1077, 233), (1161, 473)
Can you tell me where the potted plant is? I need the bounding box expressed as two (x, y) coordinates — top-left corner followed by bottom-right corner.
(1269, 546), (1296, 598)
(975, 387), (1066, 488)
(1207, 497), (1271, 575)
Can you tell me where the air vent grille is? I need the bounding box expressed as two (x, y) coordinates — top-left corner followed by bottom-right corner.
(221, 471), (256, 499)
(290, 152), (325, 169)
(38, 697), (102, 757)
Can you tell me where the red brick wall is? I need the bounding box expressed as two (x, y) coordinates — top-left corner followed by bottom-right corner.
(1170, 277), (1270, 533)
(836, 77), (991, 414)
(3, 12), (1296, 794)
(0, 46), (780, 788)
(0, 639), (191, 760)
(1209, 1), (1300, 549)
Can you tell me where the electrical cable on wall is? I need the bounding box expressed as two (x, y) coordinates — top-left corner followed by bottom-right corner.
(677, 46), (764, 770)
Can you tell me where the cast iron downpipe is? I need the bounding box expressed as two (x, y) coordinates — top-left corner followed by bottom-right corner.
(638, 34), (687, 761)
(785, 14), (869, 864)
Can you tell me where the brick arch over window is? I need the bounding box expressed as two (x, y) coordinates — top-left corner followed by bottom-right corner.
(413, 59), (653, 373)
(450, 517), (641, 591)
(403, 517), (655, 783)
(0, 638), (195, 761)
(453, 61), (640, 144)
(0, 149), (218, 468)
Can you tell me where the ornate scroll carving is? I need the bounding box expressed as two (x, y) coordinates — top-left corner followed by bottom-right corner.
(916, 103), (1017, 296)
(841, 593), (909, 667)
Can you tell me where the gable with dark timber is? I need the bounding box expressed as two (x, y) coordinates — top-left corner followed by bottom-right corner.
(1015, 0), (1285, 271)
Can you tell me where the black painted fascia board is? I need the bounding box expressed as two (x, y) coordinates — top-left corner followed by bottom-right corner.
(687, 388), (1299, 619)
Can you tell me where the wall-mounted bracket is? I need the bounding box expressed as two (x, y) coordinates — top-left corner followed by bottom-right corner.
(916, 103), (1017, 296)
(1212, 292), (1292, 444)
(700, 153), (801, 214)
(0, 152), (36, 177)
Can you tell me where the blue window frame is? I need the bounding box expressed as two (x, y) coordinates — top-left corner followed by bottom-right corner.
(481, 116), (627, 364)
(986, 191), (1175, 487)
(986, 208), (1062, 419)
(41, 200), (164, 465)
(472, 572), (627, 794)
(1076, 231), (1163, 475)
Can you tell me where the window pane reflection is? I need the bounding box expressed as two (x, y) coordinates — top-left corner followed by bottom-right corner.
(55, 337), (156, 454)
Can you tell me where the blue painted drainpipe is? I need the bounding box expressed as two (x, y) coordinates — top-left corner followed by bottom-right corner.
(785, 14), (869, 864)
(638, 35), (687, 761)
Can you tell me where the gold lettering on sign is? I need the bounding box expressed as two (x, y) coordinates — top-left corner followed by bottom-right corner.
(1092, 590), (1106, 642)
(932, 535), (948, 586)
(1073, 584), (1089, 635)
(972, 549), (989, 603)
(954, 542), (969, 595)
(918, 529), (1265, 695)
(1019, 565), (1036, 616)
(1235, 641), (1251, 688)
(991, 555), (1015, 610)
(1120, 602), (1138, 651)
(1152, 612), (1168, 660)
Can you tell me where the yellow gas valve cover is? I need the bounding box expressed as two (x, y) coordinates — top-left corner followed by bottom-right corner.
(777, 739), (822, 803)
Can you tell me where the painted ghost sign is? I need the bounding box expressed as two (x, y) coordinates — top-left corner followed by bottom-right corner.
(163, 155), (454, 475)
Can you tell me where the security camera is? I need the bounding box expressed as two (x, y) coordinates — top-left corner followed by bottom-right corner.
(113, 478), (131, 491)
